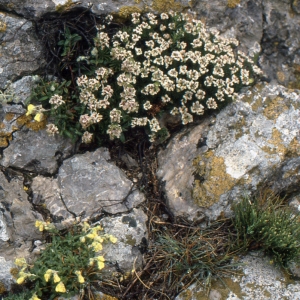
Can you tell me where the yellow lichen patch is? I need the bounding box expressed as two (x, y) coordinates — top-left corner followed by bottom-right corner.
(152, 0), (183, 12)
(192, 152), (236, 207)
(4, 112), (15, 122)
(263, 96), (289, 120)
(0, 137), (8, 147)
(0, 129), (12, 143)
(282, 165), (300, 179)
(26, 119), (47, 131)
(0, 20), (6, 33)
(117, 6), (142, 19)
(276, 71), (286, 83)
(250, 96), (263, 112)
(0, 281), (6, 294)
(0, 122), (5, 129)
(16, 114), (47, 131)
(227, 0), (241, 8)
(262, 128), (287, 158)
(288, 64), (300, 89)
(55, 0), (77, 13)
(16, 114), (32, 126)
(10, 267), (19, 279)
(286, 137), (300, 158)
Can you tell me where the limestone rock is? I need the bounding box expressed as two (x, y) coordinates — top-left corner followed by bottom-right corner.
(193, 0), (263, 57)
(0, 104), (26, 148)
(0, 12), (44, 89)
(157, 83), (300, 222)
(31, 148), (145, 222)
(260, 0), (300, 87)
(100, 208), (148, 272)
(0, 170), (43, 260)
(0, 257), (14, 293)
(175, 251), (300, 300)
(4, 76), (40, 105)
(0, 127), (75, 174)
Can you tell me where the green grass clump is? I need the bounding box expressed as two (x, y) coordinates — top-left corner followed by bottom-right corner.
(231, 193), (300, 268)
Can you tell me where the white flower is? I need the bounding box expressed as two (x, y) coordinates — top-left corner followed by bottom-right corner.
(161, 95), (171, 103)
(190, 101), (205, 115)
(135, 48), (142, 55)
(46, 124), (59, 136)
(107, 124), (122, 139)
(206, 98), (218, 109)
(49, 94), (65, 109)
(110, 108), (122, 123)
(82, 131), (93, 144)
(181, 112), (193, 125)
(148, 118), (161, 132)
(143, 101), (152, 110)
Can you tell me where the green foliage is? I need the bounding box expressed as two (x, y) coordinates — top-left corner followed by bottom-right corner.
(231, 194), (300, 268)
(27, 12), (261, 145)
(13, 221), (117, 300)
(3, 290), (33, 300)
(58, 26), (82, 58)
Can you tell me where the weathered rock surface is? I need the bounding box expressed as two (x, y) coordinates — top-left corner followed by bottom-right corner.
(157, 83), (300, 222)
(4, 75), (39, 105)
(175, 251), (300, 300)
(0, 104), (26, 148)
(0, 169), (43, 261)
(0, 127), (75, 174)
(100, 208), (148, 272)
(31, 148), (145, 222)
(0, 257), (14, 293)
(0, 12), (44, 89)
(192, 0), (300, 88)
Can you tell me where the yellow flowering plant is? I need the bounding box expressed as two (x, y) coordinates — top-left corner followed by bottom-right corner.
(13, 221), (117, 299)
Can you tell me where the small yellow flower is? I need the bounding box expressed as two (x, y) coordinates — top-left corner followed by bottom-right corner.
(55, 281), (66, 293)
(109, 235), (117, 243)
(91, 241), (103, 252)
(75, 270), (85, 283)
(23, 186), (29, 191)
(94, 236), (104, 243)
(34, 112), (44, 122)
(26, 104), (36, 116)
(44, 269), (53, 282)
(86, 231), (97, 239)
(29, 293), (41, 300)
(80, 236), (86, 243)
(82, 222), (90, 232)
(17, 276), (26, 284)
(35, 220), (44, 232)
(97, 261), (105, 270)
(95, 256), (105, 270)
(14, 257), (27, 267)
(53, 272), (61, 283)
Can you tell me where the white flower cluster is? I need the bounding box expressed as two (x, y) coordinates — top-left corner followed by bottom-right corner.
(59, 12), (261, 143)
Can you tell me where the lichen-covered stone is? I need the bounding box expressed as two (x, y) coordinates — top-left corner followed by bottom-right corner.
(0, 170), (43, 260)
(31, 148), (145, 222)
(0, 13), (44, 89)
(157, 83), (300, 222)
(100, 208), (148, 272)
(175, 251), (300, 300)
(0, 257), (14, 292)
(4, 76), (40, 105)
(0, 127), (74, 174)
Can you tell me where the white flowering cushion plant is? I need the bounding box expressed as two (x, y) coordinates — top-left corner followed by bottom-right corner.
(27, 12), (261, 144)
